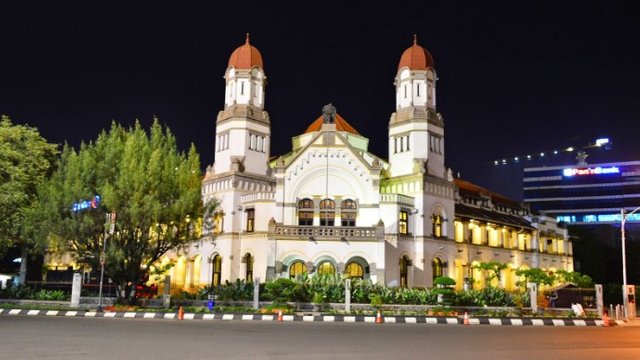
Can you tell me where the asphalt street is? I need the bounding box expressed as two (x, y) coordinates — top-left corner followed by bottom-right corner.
(1, 316), (639, 360)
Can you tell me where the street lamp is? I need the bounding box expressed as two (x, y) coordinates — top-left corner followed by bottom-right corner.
(621, 207), (640, 319)
(98, 212), (116, 311)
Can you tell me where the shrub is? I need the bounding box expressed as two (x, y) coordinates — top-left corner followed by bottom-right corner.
(34, 289), (68, 301)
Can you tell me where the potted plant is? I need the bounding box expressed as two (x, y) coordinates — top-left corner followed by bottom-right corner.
(433, 276), (456, 305)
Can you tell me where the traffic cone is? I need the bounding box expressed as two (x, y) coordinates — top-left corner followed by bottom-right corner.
(463, 312), (470, 325)
(376, 310), (383, 324)
(277, 310), (283, 322)
(178, 306), (184, 320)
(602, 311), (609, 327)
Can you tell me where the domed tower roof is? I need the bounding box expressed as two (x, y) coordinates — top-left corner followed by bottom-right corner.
(304, 113), (360, 135)
(228, 33), (264, 69)
(397, 34), (435, 70)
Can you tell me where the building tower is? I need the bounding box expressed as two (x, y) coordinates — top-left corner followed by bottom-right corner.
(388, 34), (443, 178)
(202, 34), (274, 283)
(213, 33), (270, 176)
(385, 36), (455, 286)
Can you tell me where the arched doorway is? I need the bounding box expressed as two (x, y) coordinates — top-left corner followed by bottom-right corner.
(211, 254), (222, 287)
(244, 253), (253, 283)
(432, 257), (443, 282)
(399, 256), (411, 288)
(289, 261), (307, 279)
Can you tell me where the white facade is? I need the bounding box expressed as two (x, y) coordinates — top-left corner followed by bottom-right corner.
(165, 37), (572, 291)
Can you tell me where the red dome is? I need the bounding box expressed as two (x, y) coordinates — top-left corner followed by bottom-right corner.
(228, 33), (264, 70)
(398, 35), (435, 70)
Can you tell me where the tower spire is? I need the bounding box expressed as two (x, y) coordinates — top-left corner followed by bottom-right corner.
(413, 33), (417, 45)
(246, 33), (250, 44)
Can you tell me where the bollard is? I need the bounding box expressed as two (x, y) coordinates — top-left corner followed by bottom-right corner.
(178, 306), (184, 320)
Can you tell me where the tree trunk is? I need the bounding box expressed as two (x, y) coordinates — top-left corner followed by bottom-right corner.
(19, 245), (28, 286)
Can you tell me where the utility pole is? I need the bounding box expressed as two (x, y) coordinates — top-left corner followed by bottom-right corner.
(98, 211), (116, 310)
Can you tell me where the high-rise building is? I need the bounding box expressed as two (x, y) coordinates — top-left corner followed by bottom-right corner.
(523, 161), (640, 225)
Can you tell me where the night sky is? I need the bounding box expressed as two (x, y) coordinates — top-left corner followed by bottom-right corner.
(2, 1), (639, 200)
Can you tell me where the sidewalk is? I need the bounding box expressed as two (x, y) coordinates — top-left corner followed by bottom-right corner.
(0, 308), (610, 326)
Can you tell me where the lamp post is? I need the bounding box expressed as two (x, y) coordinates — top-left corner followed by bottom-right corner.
(621, 207), (640, 319)
(98, 212), (116, 310)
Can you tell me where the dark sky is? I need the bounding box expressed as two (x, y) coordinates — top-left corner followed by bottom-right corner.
(2, 1), (639, 200)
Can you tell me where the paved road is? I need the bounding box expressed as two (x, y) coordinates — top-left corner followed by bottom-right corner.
(1, 316), (639, 360)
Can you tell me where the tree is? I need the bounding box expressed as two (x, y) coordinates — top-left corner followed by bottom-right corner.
(0, 115), (58, 283)
(34, 119), (203, 303)
(515, 268), (555, 289)
(472, 260), (508, 288)
(554, 270), (594, 288)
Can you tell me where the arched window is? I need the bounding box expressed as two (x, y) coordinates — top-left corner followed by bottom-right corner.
(398, 210), (408, 234)
(432, 257), (443, 282)
(211, 255), (222, 287)
(345, 262), (364, 279)
(297, 198), (314, 226)
(319, 199), (335, 226)
(289, 261), (307, 279)
(245, 208), (255, 233)
(432, 214), (443, 238)
(316, 261), (335, 275)
(341, 199), (357, 227)
(244, 253), (253, 283)
(399, 256), (411, 288)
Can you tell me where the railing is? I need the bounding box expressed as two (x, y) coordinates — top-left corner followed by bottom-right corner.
(271, 224), (383, 241)
(380, 193), (415, 207)
(241, 192), (275, 203)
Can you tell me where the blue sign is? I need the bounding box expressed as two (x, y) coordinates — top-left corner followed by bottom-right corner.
(562, 166), (620, 177)
(72, 195), (101, 212)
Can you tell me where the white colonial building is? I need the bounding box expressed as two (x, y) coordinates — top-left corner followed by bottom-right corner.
(165, 35), (573, 291)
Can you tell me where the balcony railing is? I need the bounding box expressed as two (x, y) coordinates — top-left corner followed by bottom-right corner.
(380, 193), (414, 207)
(270, 224), (383, 241)
(241, 192), (275, 203)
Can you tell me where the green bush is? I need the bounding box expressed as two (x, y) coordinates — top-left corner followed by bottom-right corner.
(0, 285), (34, 299)
(263, 278), (296, 305)
(34, 289), (68, 301)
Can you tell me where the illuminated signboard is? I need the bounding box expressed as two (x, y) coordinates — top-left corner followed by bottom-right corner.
(562, 166), (620, 177)
(72, 195), (101, 212)
(557, 213), (640, 223)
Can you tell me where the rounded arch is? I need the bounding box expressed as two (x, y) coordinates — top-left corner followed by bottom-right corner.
(288, 260), (308, 279)
(242, 252), (254, 283)
(313, 255), (338, 276)
(344, 256), (370, 280)
(431, 256), (444, 282)
(281, 252), (308, 268)
(210, 253), (222, 287)
(430, 203), (448, 238)
(399, 255), (412, 288)
(287, 166), (370, 205)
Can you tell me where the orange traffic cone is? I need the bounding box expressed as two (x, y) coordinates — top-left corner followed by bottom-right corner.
(277, 310), (283, 322)
(602, 311), (609, 327)
(178, 306), (184, 320)
(463, 312), (470, 325)
(376, 310), (383, 324)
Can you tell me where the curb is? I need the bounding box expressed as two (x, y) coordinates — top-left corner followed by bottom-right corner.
(0, 309), (609, 326)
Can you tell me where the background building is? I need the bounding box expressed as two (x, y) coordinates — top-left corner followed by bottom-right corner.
(523, 160), (640, 226)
